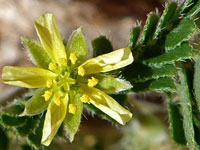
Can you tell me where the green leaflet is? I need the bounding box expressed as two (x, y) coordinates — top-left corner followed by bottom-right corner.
(66, 27), (88, 65)
(186, 0), (200, 17)
(154, 2), (177, 39)
(0, 100), (25, 116)
(27, 116), (44, 149)
(1, 114), (27, 127)
(16, 116), (40, 137)
(64, 91), (82, 142)
(129, 26), (140, 49)
(131, 77), (176, 92)
(176, 67), (197, 149)
(0, 125), (9, 150)
(23, 87), (50, 116)
(92, 36), (113, 57)
(122, 63), (176, 82)
(21, 37), (51, 69)
(165, 18), (197, 50)
(143, 42), (193, 67)
(168, 100), (186, 145)
(140, 13), (159, 46)
(193, 55), (200, 112)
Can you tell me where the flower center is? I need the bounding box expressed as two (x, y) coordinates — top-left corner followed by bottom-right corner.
(43, 57), (77, 106)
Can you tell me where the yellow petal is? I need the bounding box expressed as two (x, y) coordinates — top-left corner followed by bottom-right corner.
(41, 94), (68, 146)
(34, 13), (66, 62)
(80, 84), (132, 125)
(79, 47), (133, 75)
(2, 66), (56, 88)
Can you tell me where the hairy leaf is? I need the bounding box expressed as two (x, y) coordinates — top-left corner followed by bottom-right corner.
(168, 100), (186, 145)
(176, 67), (197, 149)
(165, 18), (197, 50)
(143, 42), (193, 67)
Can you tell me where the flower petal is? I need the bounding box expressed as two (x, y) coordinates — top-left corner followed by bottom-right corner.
(66, 27), (88, 65)
(34, 13), (66, 62)
(41, 94), (68, 146)
(79, 47), (133, 74)
(21, 36), (52, 69)
(64, 91), (82, 142)
(22, 87), (50, 116)
(2, 66), (55, 88)
(93, 74), (132, 94)
(80, 85), (132, 125)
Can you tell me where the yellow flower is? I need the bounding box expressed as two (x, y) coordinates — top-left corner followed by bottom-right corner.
(1, 13), (133, 146)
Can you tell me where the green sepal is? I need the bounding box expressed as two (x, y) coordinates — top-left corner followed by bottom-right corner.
(16, 115), (40, 137)
(92, 36), (113, 57)
(64, 91), (82, 142)
(27, 115), (44, 149)
(66, 27), (88, 65)
(165, 18), (197, 50)
(131, 77), (176, 92)
(193, 55), (200, 112)
(176, 66), (197, 149)
(122, 63), (176, 82)
(92, 74), (132, 94)
(154, 2), (177, 39)
(186, 0), (200, 18)
(0, 100), (25, 116)
(168, 100), (186, 145)
(143, 42), (193, 67)
(21, 36), (51, 69)
(129, 26), (140, 49)
(0, 125), (9, 150)
(140, 13), (159, 46)
(1, 114), (27, 127)
(22, 87), (50, 116)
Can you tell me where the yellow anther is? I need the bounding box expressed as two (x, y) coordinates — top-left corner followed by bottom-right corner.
(48, 62), (58, 71)
(59, 58), (67, 66)
(42, 90), (53, 101)
(46, 79), (53, 88)
(68, 104), (77, 114)
(53, 95), (61, 106)
(80, 94), (90, 104)
(69, 53), (77, 65)
(88, 77), (99, 87)
(78, 66), (86, 76)
(53, 91), (64, 106)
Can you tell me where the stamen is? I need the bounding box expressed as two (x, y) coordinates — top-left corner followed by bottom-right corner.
(46, 79), (53, 88)
(53, 91), (64, 106)
(69, 53), (77, 65)
(53, 95), (60, 106)
(68, 104), (77, 114)
(59, 58), (67, 66)
(78, 66), (86, 76)
(80, 94), (90, 104)
(42, 90), (53, 101)
(48, 62), (58, 71)
(88, 77), (98, 87)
